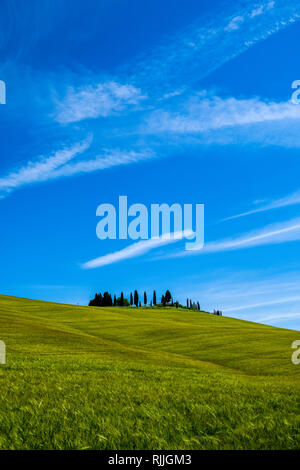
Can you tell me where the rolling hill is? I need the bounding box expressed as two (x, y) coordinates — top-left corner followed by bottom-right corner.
(0, 294), (299, 450)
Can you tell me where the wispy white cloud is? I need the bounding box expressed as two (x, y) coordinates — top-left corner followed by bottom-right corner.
(250, 1), (275, 18)
(48, 148), (155, 179)
(225, 1), (275, 31)
(145, 94), (300, 136)
(128, 0), (300, 93)
(199, 216), (300, 253)
(258, 311), (300, 323)
(0, 138), (155, 197)
(56, 81), (146, 124)
(222, 295), (300, 312)
(3, 0), (300, 199)
(175, 270), (300, 329)
(170, 216), (300, 258)
(0, 138), (92, 196)
(25, 284), (77, 289)
(222, 189), (300, 221)
(7, 90), (300, 198)
(81, 230), (193, 269)
(225, 16), (245, 32)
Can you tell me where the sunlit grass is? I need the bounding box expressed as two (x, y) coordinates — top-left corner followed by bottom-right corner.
(0, 295), (299, 449)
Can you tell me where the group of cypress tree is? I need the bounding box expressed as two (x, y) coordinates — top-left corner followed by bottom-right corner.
(89, 291), (130, 307)
(88, 290), (223, 315)
(89, 289), (174, 308)
(186, 298), (201, 311)
(128, 289), (173, 307)
(89, 289), (208, 312)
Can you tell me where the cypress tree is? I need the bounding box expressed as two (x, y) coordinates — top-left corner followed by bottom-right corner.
(144, 291), (147, 306)
(153, 290), (157, 305)
(165, 290), (172, 304)
(130, 292), (133, 306)
(102, 292), (111, 306)
(134, 290), (139, 307)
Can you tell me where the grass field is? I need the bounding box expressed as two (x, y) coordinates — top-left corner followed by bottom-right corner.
(0, 294), (299, 450)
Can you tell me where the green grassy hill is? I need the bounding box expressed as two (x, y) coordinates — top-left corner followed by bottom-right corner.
(0, 294), (299, 450)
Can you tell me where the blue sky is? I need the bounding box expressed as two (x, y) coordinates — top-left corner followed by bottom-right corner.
(1, 0), (300, 329)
